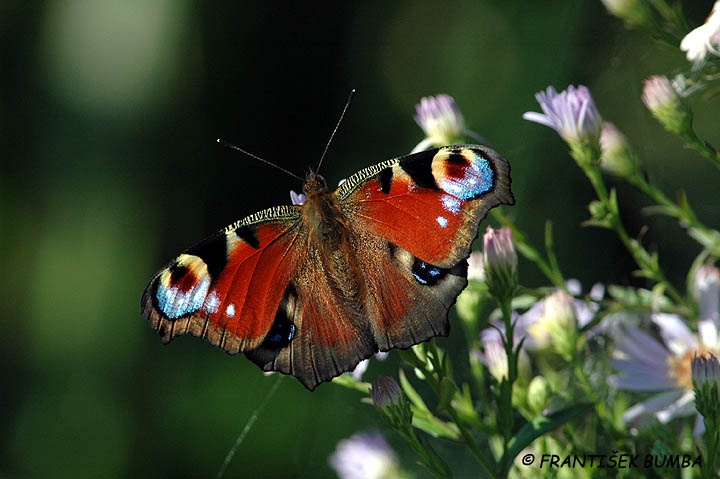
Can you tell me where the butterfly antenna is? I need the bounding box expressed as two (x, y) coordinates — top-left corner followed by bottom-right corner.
(315, 89), (355, 174)
(216, 139), (304, 182)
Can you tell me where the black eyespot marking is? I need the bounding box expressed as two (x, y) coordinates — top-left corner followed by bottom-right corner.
(378, 167), (393, 194)
(169, 265), (189, 284)
(447, 151), (470, 165)
(412, 259), (447, 286)
(262, 284), (298, 349)
(235, 225), (260, 250)
(186, 235), (228, 279)
(262, 314), (297, 349)
(399, 148), (440, 190)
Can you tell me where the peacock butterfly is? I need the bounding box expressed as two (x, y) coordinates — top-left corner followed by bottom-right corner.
(141, 145), (514, 390)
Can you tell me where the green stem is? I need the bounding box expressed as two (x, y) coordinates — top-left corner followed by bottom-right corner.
(681, 130), (720, 171)
(492, 210), (565, 288)
(582, 163), (687, 307)
(626, 173), (720, 255)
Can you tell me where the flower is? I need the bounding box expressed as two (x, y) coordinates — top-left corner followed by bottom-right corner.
(477, 326), (530, 382)
(411, 94), (487, 152)
(350, 352), (388, 382)
(601, 0), (651, 27)
(680, 1), (720, 68)
(523, 85), (603, 148)
(467, 250), (485, 282)
(693, 354), (720, 421)
(514, 281), (602, 351)
(329, 430), (404, 479)
(290, 190), (306, 205)
(641, 75), (692, 136)
(482, 227), (518, 301)
(599, 122), (637, 177)
(370, 376), (402, 408)
(610, 269), (720, 435)
(456, 251), (485, 326)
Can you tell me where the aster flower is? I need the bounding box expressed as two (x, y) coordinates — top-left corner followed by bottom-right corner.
(477, 325), (530, 382)
(329, 430), (405, 479)
(411, 94), (486, 153)
(641, 75), (692, 136)
(680, 1), (720, 68)
(514, 281), (602, 351)
(610, 267), (720, 434)
(523, 85), (603, 151)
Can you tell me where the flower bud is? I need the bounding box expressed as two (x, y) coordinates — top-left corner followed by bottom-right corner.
(483, 227), (518, 302)
(692, 354), (720, 426)
(641, 75), (692, 136)
(599, 122), (637, 178)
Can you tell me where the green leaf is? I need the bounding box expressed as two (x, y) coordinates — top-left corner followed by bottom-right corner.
(500, 402), (593, 476)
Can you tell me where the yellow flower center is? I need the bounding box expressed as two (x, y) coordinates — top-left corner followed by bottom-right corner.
(667, 347), (712, 390)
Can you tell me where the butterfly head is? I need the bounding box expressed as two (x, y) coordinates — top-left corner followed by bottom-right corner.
(303, 171), (329, 196)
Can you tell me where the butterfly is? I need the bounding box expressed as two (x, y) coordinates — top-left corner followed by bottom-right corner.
(141, 145), (514, 390)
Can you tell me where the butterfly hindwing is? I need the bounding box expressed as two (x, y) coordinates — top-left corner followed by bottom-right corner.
(141, 144), (513, 390)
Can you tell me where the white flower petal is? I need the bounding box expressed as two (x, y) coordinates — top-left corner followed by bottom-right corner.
(651, 314), (697, 356)
(698, 318), (719, 350)
(655, 390), (696, 423)
(621, 389), (685, 424)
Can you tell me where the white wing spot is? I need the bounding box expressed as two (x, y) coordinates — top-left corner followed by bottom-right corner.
(441, 194), (462, 214)
(203, 290), (220, 314)
(226, 303), (236, 318)
(436, 216), (448, 228)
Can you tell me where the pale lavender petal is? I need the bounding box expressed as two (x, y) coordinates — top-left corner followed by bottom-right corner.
(566, 279), (582, 296)
(621, 389), (685, 424)
(655, 390), (696, 423)
(290, 190), (306, 205)
(521, 111), (557, 129)
(693, 412), (706, 437)
(651, 314), (697, 356)
(610, 358), (675, 391)
(699, 319), (719, 349)
(589, 283), (605, 301)
(329, 430), (397, 479)
(614, 327), (670, 365)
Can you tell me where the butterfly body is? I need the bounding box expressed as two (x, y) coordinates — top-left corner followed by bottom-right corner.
(142, 145), (514, 390)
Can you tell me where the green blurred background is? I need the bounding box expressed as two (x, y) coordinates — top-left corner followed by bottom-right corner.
(2, 1), (718, 477)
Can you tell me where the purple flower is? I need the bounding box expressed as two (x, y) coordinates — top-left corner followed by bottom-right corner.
(523, 85), (602, 146)
(477, 325), (530, 382)
(370, 376), (402, 408)
(328, 430), (401, 479)
(514, 280), (603, 351)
